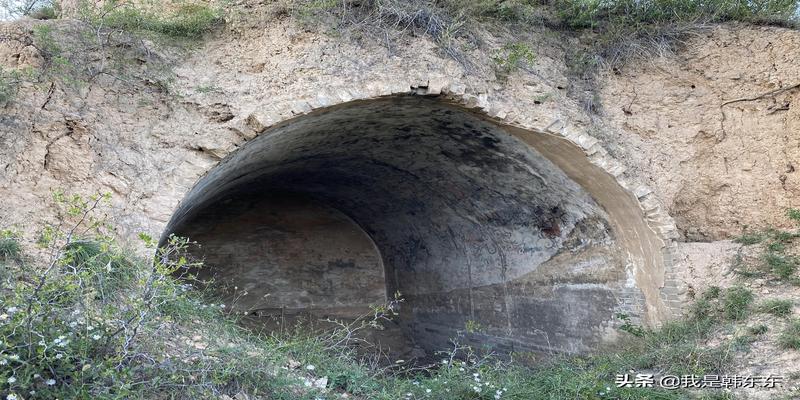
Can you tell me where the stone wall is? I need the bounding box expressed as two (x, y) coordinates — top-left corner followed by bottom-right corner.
(175, 194), (386, 314)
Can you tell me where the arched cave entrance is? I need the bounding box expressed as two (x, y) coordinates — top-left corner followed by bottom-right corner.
(163, 95), (650, 359)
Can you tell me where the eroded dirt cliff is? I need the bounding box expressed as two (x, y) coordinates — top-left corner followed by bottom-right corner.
(599, 24), (800, 241)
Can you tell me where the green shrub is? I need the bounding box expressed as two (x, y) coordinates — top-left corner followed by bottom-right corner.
(702, 286), (721, 299)
(748, 324), (769, 335)
(96, 2), (222, 39)
(616, 312), (646, 337)
(0, 238), (20, 260)
(29, 3), (59, 20)
(492, 42), (536, 80)
(779, 319), (800, 349)
(788, 208), (800, 223)
(766, 252), (798, 280)
(0, 193), (300, 399)
(722, 286), (754, 320)
(758, 299), (793, 317)
(735, 231), (764, 245)
(554, 0), (799, 30)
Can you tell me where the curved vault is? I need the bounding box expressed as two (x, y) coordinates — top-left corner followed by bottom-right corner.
(163, 95), (665, 355)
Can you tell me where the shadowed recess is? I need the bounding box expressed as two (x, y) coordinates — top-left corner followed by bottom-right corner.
(164, 96), (650, 357)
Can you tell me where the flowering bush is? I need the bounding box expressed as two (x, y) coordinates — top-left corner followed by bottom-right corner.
(1, 194), (185, 398)
(0, 193), (286, 399)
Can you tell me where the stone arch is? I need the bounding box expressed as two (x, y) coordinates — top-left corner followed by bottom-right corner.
(161, 85), (679, 354)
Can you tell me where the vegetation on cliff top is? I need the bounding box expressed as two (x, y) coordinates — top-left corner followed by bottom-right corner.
(1, 0), (798, 105)
(287, 0), (799, 66)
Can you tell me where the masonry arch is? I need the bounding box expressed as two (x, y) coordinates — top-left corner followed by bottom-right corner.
(163, 94), (672, 354)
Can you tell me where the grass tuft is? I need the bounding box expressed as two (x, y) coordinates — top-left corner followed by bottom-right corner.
(100, 3), (223, 39)
(722, 286), (754, 320)
(779, 319), (800, 349)
(748, 324), (769, 335)
(0, 230), (21, 260)
(735, 231), (765, 245)
(766, 252), (798, 280)
(758, 299), (794, 317)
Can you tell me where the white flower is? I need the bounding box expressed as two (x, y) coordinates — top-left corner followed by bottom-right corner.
(0, 314), (8, 320)
(69, 321), (78, 328)
(220, 304), (226, 308)
(55, 353), (63, 359)
(306, 365), (315, 371)
(33, 374), (40, 379)
(7, 377), (16, 383)
(46, 379), (56, 385)
(8, 354), (19, 361)
(92, 334), (101, 340)
(0, 360), (6, 365)
(7, 394), (18, 400)
(426, 389), (431, 393)
(7, 307), (17, 313)
(412, 381), (419, 386)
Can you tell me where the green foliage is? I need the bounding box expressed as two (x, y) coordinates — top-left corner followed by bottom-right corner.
(98, 2), (223, 39)
(0, 65), (38, 106)
(554, 0), (799, 29)
(616, 312), (646, 337)
(0, 238), (20, 259)
(758, 299), (794, 317)
(788, 208), (800, 223)
(29, 2), (59, 20)
(735, 230), (765, 245)
(779, 319), (800, 349)
(0, 232), (21, 261)
(0, 193), (293, 399)
(286, 0), (797, 82)
(748, 324), (769, 335)
(733, 209), (800, 283)
(767, 253), (799, 280)
(464, 319), (484, 334)
(702, 285), (721, 300)
(722, 286), (754, 320)
(492, 41), (536, 78)
(2, 1), (222, 102)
